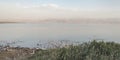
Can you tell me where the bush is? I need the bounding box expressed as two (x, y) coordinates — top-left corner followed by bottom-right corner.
(27, 40), (120, 60)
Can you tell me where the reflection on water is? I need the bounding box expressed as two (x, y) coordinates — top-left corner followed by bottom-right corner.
(0, 23), (120, 47)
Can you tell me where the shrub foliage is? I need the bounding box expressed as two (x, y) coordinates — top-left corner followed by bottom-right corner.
(27, 40), (120, 60)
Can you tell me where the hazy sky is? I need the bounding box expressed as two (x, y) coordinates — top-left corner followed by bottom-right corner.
(0, 0), (120, 22)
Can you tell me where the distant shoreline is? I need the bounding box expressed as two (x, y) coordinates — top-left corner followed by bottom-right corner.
(0, 19), (120, 24)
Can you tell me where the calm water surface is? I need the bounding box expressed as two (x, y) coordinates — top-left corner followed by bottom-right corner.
(0, 23), (120, 47)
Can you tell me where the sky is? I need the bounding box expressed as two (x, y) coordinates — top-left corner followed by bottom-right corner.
(0, 0), (120, 22)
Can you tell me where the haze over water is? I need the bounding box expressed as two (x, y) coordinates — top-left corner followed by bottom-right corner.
(0, 23), (120, 47)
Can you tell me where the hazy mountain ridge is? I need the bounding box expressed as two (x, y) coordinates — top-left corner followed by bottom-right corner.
(41, 18), (120, 24)
(0, 18), (120, 24)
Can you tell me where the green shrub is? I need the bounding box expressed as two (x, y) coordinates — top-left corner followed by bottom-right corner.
(27, 40), (120, 60)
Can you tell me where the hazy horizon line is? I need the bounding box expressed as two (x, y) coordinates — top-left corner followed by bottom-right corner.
(0, 18), (120, 24)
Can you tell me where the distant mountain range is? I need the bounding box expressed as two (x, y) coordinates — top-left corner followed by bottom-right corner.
(0, 18), (120, 24)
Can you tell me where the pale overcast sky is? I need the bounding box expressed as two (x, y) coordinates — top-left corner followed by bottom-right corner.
(0, 0), (120, 22)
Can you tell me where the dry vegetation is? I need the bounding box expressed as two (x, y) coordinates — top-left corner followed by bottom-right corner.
(27, 40), (120, 60)
(0, 40), (120, 60)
